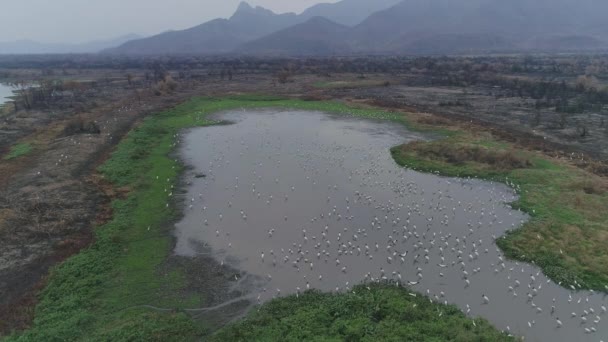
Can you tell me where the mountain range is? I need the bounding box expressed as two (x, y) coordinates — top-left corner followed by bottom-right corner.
(344, 0), (608, 54)
(299, 0), (402, 27)
(238, 0), (608, 55)
(105, 0), (401, 55)
(57, 0), (608, 56)
(104, 2), (300, 55)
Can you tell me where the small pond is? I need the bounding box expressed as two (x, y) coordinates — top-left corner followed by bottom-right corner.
(175, 109), (607, 342)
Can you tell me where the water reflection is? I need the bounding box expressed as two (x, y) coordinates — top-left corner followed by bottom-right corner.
(175, 110), (607, 342)
(0, 83), (14, 105)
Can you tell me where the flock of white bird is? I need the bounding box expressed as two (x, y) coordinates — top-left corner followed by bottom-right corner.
(171, 111), (607, 341)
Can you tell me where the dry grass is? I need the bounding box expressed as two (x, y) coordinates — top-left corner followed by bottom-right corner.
(0, 208), (16, 234)
(567, 179), (608, 195)
(315, 79), (392, 89)
(63, 116), (101, 136)
(406, 141), (532, 171)
(412, 114), (454, 126)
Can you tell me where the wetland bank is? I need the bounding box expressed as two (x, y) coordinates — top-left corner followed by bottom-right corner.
(177, 108), (607, 342)
(0, 84), (12, 106)
(6, 97), (607, 341)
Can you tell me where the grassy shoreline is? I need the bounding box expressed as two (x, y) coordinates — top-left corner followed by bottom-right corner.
(7, 96), (496, 341)
(8, 94), (601, 340)
(392, 132), (608, 292)
(211, 283), (513, 341)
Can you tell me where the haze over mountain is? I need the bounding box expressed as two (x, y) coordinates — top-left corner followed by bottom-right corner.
(345, 0), (608, 54)
(106, 0), (608, 56)
(299, 0), (401, 26)
(242, 0), (608, 55)
(237, 17), (351, 56)
(105, 0), (402, 55)
(0, 34), (142, 55)
(104, 2), (301, 55)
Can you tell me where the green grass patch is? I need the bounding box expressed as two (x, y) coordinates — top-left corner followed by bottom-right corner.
(3, 143), (33, 160)
(212, 283), (513, 342)
(392, 132), (608, 292)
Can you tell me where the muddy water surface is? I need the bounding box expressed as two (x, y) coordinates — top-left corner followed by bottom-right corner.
(175, 109), (608, 342)
(0, 83), (13, 105)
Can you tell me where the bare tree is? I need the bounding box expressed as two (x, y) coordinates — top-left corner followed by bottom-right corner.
(559, 112), (569, 129)
(36, 79), (63, 108)
(575, 75), (600, 92)
(126, 73), (134, 86)
(276, 70), (292, 84)
(533, 110), (542, 126)
(9, 80), (32, 110)
(577, 125), (588, 138)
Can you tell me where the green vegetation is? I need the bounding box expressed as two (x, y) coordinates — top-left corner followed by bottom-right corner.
(8, 95), (606, 342)
(5, 100), (209, 341)
(8, 97), (508, 341)
(212, 284), (513, 342)
(3, 143), (32, 160)
(392, 131), (608, 292)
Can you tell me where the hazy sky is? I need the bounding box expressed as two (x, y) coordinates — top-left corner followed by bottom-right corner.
(0, 0), (339, 43)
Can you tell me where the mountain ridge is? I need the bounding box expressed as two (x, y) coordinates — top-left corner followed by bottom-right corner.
(299, 0), (402, 26)
(104, 1), (299, 55)
(105, 0), (608, 56)
(239, 0), (608, 56)
(104, 0), (402, 55)
(237, 17), (351, 56)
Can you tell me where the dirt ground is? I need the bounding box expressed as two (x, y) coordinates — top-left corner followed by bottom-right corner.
(0, 69), (606, 334)
(322, 76), (608, 161)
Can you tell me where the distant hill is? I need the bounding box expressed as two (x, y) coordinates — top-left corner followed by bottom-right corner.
(104, 2), (302, 55)
(105, 0), (608, 56)
(237, 17), (351, 56)
(237, 0), (608, 55)
(348, 0), (608, 54)
(299, 0), (402, 26)
(105, 0), (403, 55)
(523, 36), (607, 52)
(0, 34), (142, 54)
